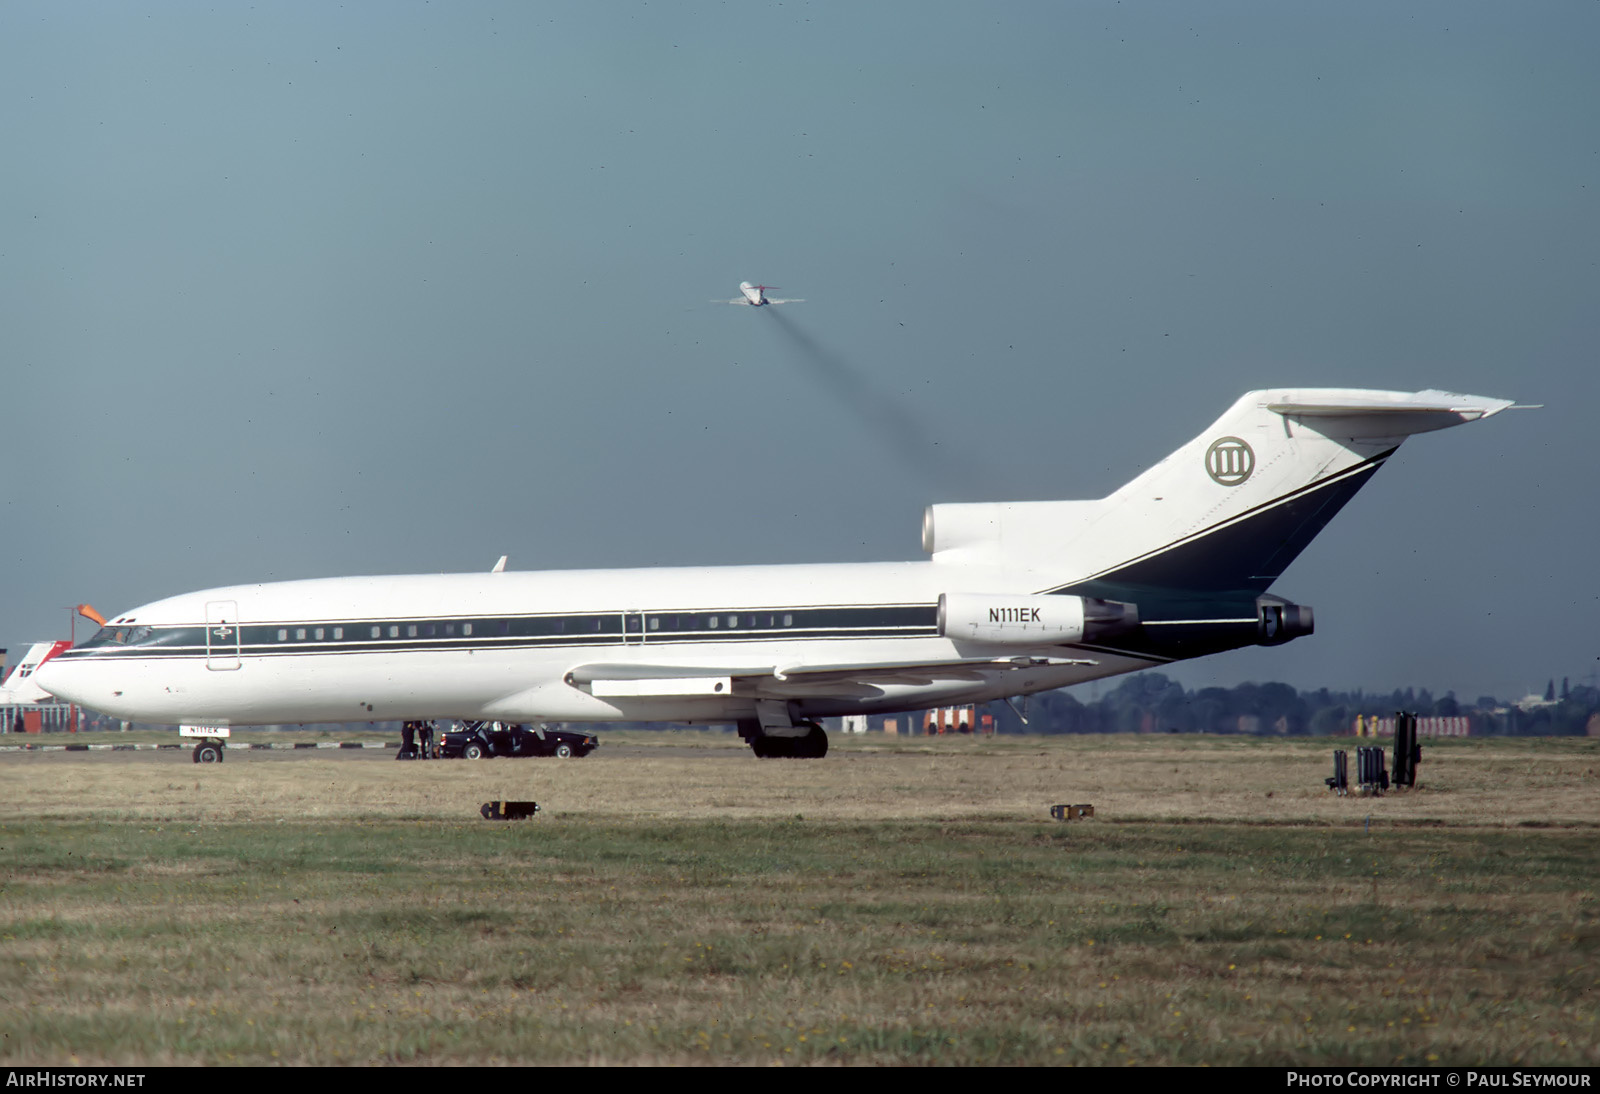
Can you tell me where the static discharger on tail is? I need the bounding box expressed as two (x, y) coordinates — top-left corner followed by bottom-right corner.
(37, 388), (1518, 760)
(718, 281), (804, 307)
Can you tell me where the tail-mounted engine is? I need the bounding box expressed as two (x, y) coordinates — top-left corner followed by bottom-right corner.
(938, 593), (1139, 646)
(1256, 595), (1314, 646)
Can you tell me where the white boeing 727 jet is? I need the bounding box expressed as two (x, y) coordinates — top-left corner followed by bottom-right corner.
(37, 388), (1512, 758)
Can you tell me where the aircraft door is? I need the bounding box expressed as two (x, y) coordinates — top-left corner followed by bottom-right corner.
(206, 600), (241, 671)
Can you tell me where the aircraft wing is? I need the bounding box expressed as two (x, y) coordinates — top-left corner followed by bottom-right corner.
(764, 298), (804, 305)
(714, 298), (754, 305)
(565, 655), (1096, 699)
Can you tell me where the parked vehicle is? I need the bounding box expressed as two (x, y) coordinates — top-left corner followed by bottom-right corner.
(439, 721), (597, 759)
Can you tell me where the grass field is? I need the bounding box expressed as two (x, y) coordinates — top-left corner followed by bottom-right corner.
(1, 732), (1596, 1065)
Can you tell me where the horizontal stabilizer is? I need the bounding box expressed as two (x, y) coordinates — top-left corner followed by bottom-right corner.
(1265, 389), (1515, 430)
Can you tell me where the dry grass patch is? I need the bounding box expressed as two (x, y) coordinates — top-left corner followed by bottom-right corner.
(4, 732), (1596, 827)
(0, 735), (1595, 1064)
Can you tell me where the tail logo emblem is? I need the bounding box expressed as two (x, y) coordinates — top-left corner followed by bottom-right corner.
(1205, 437), (1255, 486)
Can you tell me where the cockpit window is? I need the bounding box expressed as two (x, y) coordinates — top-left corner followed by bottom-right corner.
(80, 624), (167, 649)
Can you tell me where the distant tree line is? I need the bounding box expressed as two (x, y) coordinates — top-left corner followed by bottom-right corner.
(63, 675), (1600, 738)
(983, 673), (1600, 737)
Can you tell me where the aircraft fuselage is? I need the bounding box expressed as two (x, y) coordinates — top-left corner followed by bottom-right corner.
(40, 560), (1177, 726)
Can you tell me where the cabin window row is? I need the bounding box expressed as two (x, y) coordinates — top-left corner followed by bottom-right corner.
(267, 615), (807, 641)
(273, 623), (477, 641)
(647, 613), (795, 632)
(91, 607), (934, 651)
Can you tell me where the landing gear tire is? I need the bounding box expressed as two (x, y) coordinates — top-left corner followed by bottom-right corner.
(758, 735), (792, 759)
(749, 722), (829, 759)
(192, 742), (224, 764)
(801, 722), (829, 759)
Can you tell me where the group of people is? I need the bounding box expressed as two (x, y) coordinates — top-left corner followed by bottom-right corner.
(397, 719), (438, 760)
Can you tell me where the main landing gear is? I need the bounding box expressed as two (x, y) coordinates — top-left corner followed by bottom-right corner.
(739, 701), (830, 759)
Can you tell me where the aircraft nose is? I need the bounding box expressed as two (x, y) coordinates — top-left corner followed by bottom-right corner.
(31, 659), (77, 703)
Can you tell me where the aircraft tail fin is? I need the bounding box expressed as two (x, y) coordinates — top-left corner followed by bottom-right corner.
(925, 388), (1513, 612)
(0, 640), (72, 703)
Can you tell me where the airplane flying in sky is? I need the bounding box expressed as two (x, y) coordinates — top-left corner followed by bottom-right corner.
(718, 281), (803, 307)
(36, 388), (1513, 758)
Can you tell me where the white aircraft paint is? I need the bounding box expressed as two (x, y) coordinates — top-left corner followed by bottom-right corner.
(36, 388), (1513, 757)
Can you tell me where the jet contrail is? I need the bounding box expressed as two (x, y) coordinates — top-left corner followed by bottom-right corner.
(763, 308), (987, 498)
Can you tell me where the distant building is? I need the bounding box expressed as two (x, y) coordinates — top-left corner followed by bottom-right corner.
(920, 706), (994, 735)
(2, 704), (79, 734)
(1352, 714), (1470, 737)
(838, 714), (868, 734)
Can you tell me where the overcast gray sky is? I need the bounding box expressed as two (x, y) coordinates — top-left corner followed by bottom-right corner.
(2, 1), (1594, 703)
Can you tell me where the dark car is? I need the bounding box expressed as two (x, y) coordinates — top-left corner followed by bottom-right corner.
(439, 721), (597, 759)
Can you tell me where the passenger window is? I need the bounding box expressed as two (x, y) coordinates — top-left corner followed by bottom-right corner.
(277, 629), (288, 641)
(445, 623), (455, 636)
(727, 615), (738, 629)
(463, 623), (472, 636)
(314, 628), (324, 640)
(407, 625), (417, 638)
(648, 617), (660, 631)
(708, 615), (718, 629)
(388, 625), (399, 638)
(333, 627), (343, 640)
(296, 628), (306, 641)
(783, 614), (794, 627)
(370, 626), (380, 639)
